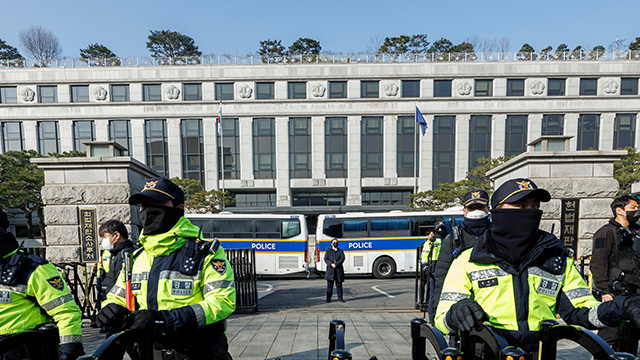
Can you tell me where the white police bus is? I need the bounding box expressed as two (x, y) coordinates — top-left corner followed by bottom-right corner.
(315, 209), (464, 278)
(186, 213), (308, 275)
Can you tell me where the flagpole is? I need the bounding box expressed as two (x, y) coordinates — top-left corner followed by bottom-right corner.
(219, 101), (225, 194)
(414, 104), (418, 195)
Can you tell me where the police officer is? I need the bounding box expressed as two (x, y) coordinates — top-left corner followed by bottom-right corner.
(432, 190), (491, 327)
(590, 194), (640, 348)
(435, 178), (640, 355)
(0, 210), (84, 359)
(95, 178), (236, 359)
(421, 220), (446, 323)
(97, 219), (136, 301)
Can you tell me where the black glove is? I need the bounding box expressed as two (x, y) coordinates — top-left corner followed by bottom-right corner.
(126, 310), (167, 331)
(95, 303), (130, 330)
(59, 342), (85, 360)
(447, 299), (489, 332)
(624, 297), (640, 329)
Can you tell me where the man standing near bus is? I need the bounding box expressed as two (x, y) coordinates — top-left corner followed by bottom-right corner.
(325, 238), (346, 302)
(421, 220), (447, 323)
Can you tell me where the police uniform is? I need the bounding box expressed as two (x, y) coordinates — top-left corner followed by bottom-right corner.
(98, 239), (136, 300)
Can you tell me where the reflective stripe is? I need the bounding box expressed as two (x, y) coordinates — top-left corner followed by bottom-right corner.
(564, 287), (592, 300)
(109, 285), (126, 298)
(190, 303), (207, 328)
(203, 280), (235, 295)
(469, 268), (508, 281)
(159, 270), (201, 281)
(440, 292), (470, 302)
(528, 267), (564, 282)
(588, 302), (605, 328)
(60, 334), (83, 344)
(132, 272), (149, 282)
(41, 293), (74, 312)
(0, 284), (27, 294)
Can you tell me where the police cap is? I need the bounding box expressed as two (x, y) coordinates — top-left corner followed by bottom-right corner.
(463, 190), (489, 208)
(491, 178), (551, 208)
(129, 177), (185, 205)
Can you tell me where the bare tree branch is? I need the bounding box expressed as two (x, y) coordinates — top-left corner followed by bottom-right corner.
(366, 34), (383, 54)
(18, 26), (62, 67)
(497, 37), (511, 53)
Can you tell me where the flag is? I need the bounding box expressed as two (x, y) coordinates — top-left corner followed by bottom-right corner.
(217, 102), (222, 136)
(416, 106), (427, 136)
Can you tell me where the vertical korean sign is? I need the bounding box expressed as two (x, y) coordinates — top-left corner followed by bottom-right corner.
(561, 199), (580, 254)
(79, 208), (98, 262)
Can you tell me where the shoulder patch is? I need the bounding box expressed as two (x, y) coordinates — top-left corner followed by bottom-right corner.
(46, 276), (65, 291)
(210, 259), (227, 275)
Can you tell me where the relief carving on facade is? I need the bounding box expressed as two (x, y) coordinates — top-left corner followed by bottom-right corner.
(238, 84), (253, 99)
(530, 80), (545, 95)
(166, 85), (180, 100)
(21, 87), (35, 102)
(457, 81), (472, 96)
(384, 82), (399, 97)
(603, 80), (618, 95)
(311, 83), (326, 98)
(93, 86), (107, 101)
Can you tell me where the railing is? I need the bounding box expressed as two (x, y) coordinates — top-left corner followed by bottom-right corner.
(2, 51), (640, 69)
(225, 248), (258, 313)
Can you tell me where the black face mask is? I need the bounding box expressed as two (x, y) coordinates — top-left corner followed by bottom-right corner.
(140, 205), (184, 235)
(626, 210), (640, 224)
(488, 208), (543, 267)
(463, 216), (491, 237)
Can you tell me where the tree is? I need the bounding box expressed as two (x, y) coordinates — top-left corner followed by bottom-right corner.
(80, 43), (120, 66)
(0, 150), (44, 239)
(146, 30), (202, 64)
(450, 42), (474, 53)
(407, 34), (430, 56)
(609, 38), (628, 58)
(555, 44), (569, 59)
(539, 46), (553, 59)
(50, 150), (86, 158)
(288, 38), (321, 63)
(589, 45), (606, 60)
(379, 35), (410, 60)
(258, 39), (285, 63)
(614, 148), (640, 195)
(517, 43), (536, 60)
(497, 37), (510, 59)
(169, 178), (234, 213)
(365, 34), (384, 54)
(18, 25), (62, 67)
(0, 38), (23, 66)
(571, 46), (584, 59)
(629, 37), (640, 51)
(427, 38), (453, 54)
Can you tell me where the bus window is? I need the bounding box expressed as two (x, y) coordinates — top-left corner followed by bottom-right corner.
(323, 218), (343, 238)
(189, 219), (213, 238)
(212, 219), (253, 238)
(282, 219), (301, 238)
(410, 216), (439, 236)
(344, 219), (368, 238)
(370, 218), (410, 237)
(256, 219), (281, 239)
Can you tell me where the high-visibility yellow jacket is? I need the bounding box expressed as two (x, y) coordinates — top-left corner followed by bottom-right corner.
(103, 216), (236, 350)
(421, 236), (441, 265)
(0, 249), (83, 345)
(435, 231), (609, 352)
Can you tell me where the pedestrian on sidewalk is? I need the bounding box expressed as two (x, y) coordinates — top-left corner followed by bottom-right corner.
(325, 238), (346, 302)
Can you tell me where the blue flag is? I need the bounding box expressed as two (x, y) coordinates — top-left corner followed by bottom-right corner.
(416, 106), (427, 136)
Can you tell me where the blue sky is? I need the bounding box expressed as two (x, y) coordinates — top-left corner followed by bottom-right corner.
(1, 0), (639, 58)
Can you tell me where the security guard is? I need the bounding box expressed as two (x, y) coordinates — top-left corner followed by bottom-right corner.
(96, 178), (236, 359)
(421, 220), (446, 323)
(97, 219), (136, 301)
(435, 178), (640, 354)
(0, 210), (84, 359)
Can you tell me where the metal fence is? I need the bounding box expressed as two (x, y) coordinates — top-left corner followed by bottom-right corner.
(2, 51), (640, 69)
(225, 248), (258, 313)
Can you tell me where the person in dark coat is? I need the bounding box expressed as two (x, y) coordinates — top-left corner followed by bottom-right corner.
(324, 238), (345, 302)
(97, 219), (137, 301)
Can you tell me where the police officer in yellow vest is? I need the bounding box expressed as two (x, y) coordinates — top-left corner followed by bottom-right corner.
(421, 220), (446, 323)
(0, 210), (84, 359)
(435, 178), (640, 354)
(95, 178), (236, 359)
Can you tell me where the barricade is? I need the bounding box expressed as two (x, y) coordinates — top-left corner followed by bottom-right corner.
(414, 245), (428, 312)
(54, 262), (101, 321)
(0, 324), (60, 359)
(225, 248), (258, 313)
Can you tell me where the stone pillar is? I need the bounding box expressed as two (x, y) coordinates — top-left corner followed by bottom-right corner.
(32, 155), (159, 262)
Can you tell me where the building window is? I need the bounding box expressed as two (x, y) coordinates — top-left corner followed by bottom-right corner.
(289, 117), (311, 178)
(577, 114), (600, 150)
(505, 115), (528, 157)
(143, 84), (162, 101)
(361, 81), (379, 98)
(362, 189), (411, 206)
(0, 87), (18, 103)
(541, 114), (564, 135)
(579, 78), (598, 96)
(38, 86), (57, 103)
(548, 79), (566, 96)
(183, 84), (202, 101)
(614, 114), (636, 149)
(70, 85), (90, 102)
(37, 121), (59, 156)
(433, 116), (455, 187)
(329, 81), (347, 99)
(474, 80), (493, 97)
(621, 78), (639, 95)
(292, 191), (345, 206)
(1, 122), (23, 152)
(144, 119), (168, 176)
(507, 79), (525, 96)
(469, 115), (492, 169)
(325, 117), (347, 178)
(253, 118), (275, 179)
(256, 82), (274, 100)
(108, 120), (131, 155)
(434, 80), (452, 97)
(288, 82), (306, 99)
(229, 192), (276, 208)
(397, 116), (418, 177)
(361, 116), (383, 177)
(181, 119), (204, 183)
(73, 120), (95, 152)
(219, 118), (240, 180)
(215, 83), (234, 100)
(110, 85), (130, 102)
(401, 80), (420, 98)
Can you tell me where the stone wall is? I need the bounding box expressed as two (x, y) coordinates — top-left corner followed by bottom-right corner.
(32, 156), (158, 262)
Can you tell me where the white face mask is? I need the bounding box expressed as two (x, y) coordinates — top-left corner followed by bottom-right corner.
(101, 235), (114, 251)
(466, 210), (489, 219)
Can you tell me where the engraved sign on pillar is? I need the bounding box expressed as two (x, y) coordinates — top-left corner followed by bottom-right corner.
(79, 208), (98, 262)
(561, 199), (580, 254)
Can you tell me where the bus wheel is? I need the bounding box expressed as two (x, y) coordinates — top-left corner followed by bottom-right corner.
(373, 257), (396, 279)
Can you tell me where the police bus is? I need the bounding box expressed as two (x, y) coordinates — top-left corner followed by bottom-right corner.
(315, 209), (464, 279)
(186, 213), (308, 275)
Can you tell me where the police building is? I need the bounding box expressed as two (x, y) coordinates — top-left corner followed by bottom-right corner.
(0, 53), (639, 216)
